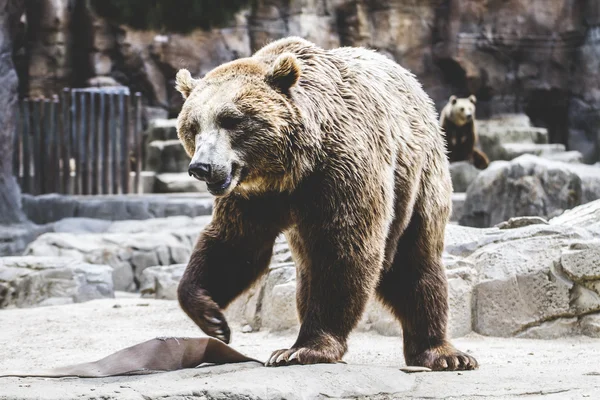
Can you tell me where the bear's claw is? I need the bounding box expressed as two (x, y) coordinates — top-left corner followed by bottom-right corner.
(407, 343), (478, 371)
(199, 311), (231, 344)
(265, 347), (341, 367)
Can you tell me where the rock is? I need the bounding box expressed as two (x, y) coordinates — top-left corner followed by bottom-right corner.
(517, 317), (580, 339)
(460, 155), (584, 228)
(470, 224), (600, 337)
(24, 223), (199, 291)
(142, 106), (169, 127)
(92, 52), (112, 75)
(565, 163), (600, 204)
(145, 140), (189, 173)
(560, 241), (600, 284)
(449, 161), (480, 192)
(358, 300), (402, 337)
(0, 223), (42, 257)
(581, 314), (600, 338)
(140, 263), (185, 299)
(495, 216), (548, 230)
(544, 151), (584, 164)
(86, 76), (121, 87)
(154, 173), (208, 193)
(145, 119), (178, 142)
(477, 116), (549, 162)
(131, 170), (157, 194)
(21, 193), (213, 224)
(259, 264), (299, 332)
(550, 199), (600, 234)
(51, 218), (112, 233)
(450, 192), (466, 222)
(0, 256), (114, 308)
(446, 267), (476, 338)
(497, 143), (566, 161)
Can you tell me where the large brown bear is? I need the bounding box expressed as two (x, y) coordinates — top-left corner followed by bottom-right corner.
(174, 37), (478, 371)
(439, 95), (489, 169)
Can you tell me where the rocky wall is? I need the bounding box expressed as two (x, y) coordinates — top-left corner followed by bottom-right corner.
(14, 0), (600, 161)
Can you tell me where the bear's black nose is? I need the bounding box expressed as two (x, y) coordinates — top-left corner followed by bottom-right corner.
(188, 162), (211, 181)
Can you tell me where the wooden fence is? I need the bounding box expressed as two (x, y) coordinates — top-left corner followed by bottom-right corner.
(14, 87), (143, 195)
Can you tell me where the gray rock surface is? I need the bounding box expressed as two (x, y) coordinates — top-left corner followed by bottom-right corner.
(154, 173), (208, 193)
(449, 161), (480, 192)
(477, 115), (549, 162)
(145, 140), (189, 173)
(544, 150), (584, 164)
(460, 155), (600, 228)
(24, 216), (211, 291)
(497, 143), (566, 161)
(446, 211), (600, 338)
(550, 199), (600, 233)
(451, 192), (466, 222)
(22, 193), (213, 224)
(1, 299), (599, 400)
(145, 118), (178, 143)
(0, 256), (113, 308)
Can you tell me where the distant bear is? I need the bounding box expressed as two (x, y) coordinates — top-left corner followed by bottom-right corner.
(440, 95), (489, 170)
(174, 37), (478, 371)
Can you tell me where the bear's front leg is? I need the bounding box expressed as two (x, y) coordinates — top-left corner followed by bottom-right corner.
(266, 219), (385, 367)
(178, 195), (284, 343)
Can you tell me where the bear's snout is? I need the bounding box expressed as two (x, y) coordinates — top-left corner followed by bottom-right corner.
(188, 162), (212, 181)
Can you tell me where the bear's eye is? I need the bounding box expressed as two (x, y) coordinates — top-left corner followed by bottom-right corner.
(218, 115), (242, 130)
(461, 107), (465, 112)
(217, 113), (244, 131)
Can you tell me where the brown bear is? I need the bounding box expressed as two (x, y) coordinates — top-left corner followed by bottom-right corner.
(440, 95), (489, 170)
(174, 37), (478, 371)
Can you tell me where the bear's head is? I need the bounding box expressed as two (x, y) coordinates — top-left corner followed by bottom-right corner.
(446, 95), (476, 126)
(175, 53), (304, 197)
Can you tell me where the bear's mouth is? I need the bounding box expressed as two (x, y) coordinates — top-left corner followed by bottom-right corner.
(205, 164), (243, 196)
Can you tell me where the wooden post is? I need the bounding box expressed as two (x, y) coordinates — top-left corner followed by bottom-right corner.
(134, 92), (142, 194)
(13, 100), (21, 186)
(21, 99), (31, 194)
(61, 88), (71, 195)
(32, 99), (42, 195)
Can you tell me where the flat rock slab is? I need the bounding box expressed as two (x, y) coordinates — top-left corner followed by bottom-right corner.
(0, 363), (414, 400)
(2, 299), (600, 400)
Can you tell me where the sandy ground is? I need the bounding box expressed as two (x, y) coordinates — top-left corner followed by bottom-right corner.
(1, 297), (599, 399)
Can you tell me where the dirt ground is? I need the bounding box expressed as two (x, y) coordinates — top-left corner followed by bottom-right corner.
(1, 298), (599, 399)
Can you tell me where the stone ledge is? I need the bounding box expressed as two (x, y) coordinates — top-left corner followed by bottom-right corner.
(22, 193), (213, 224)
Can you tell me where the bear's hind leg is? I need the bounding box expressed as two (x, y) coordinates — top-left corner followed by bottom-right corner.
(266, 224), (384, 367)
(377, 210), (478, 371)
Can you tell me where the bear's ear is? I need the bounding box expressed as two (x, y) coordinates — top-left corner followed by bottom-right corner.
(449, 95), (457, 105)
(266, 53), (301, 94)
(175, 69), (199, 99)
(468, 95), (477, 104)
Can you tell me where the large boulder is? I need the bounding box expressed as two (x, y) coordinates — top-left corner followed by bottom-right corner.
(460, 155), (600, 228)
(550, 199), (600, 234)
(449, 161), (480, 192)
(444, 202), (600, 339)
(477, 115), (549, 162)
(24, 216), (211, 291)
(0, 256), (114, 308)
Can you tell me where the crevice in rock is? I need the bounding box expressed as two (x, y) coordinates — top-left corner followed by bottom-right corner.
(512, 309), (600, 336)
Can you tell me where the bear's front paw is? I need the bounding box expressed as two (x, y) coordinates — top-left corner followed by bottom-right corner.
(198, 309), (231, 344)
(265, 346), (343, 367)
(406, 342), (478, 371)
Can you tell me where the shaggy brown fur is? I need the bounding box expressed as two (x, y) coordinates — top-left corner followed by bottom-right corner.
(175, 37), (478, 371)
(440, 95), (489, 170)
